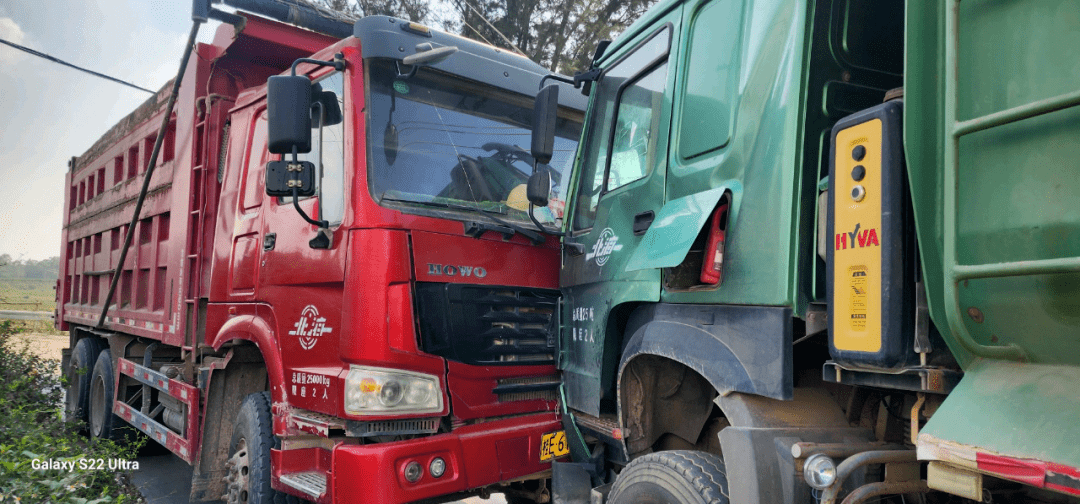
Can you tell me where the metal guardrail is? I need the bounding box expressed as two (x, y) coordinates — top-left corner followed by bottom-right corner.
(0, 310), (54, 321)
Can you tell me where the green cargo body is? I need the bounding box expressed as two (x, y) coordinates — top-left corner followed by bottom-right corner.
(907, 0), (1080, 485)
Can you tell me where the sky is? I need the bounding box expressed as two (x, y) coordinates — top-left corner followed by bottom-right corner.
(0, 0), (223, 261)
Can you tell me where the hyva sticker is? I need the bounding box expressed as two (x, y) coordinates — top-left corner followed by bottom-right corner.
(289, 305), (334, 350)
(586, 227), (624, 266)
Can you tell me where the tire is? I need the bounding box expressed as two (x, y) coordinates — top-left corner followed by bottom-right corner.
(608, 451), (729, 504)
(66, 336), (107, 429)
(88, 351), (126, 441)
(226, 392), (284, 504)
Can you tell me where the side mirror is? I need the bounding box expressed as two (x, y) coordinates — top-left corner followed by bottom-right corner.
(530, 85), (559, 166)
(527, 169), (550, 207)
(265, 160), (316, 197)
(267, 75), (312, 154)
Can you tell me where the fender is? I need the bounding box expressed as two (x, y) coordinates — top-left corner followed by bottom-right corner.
(618, 303), (792, 403)
(210, 313), (285, 404)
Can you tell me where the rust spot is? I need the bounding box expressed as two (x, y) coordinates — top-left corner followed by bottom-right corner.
(967, 307), (984, 323)
(963, 280), (969, 288)
(990, 334), (999, 343)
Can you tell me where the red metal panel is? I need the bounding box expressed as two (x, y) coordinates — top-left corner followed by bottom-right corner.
(445, 361), (557, 421)
(410, 230), (559, 289)
(115, 358), (201, 463)
(328, 413), (560, 504)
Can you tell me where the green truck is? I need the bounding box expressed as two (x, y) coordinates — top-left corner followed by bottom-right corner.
(523, 0), (1080, 502)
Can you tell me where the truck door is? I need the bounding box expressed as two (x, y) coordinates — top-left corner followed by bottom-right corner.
(560, 25), (676, 416)
(258, 70), (348, 396)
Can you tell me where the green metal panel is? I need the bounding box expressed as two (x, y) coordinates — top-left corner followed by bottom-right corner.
(624, 185), (739, 272)
(903, 1), (953, 361)
(559, 14), (683, 417)
(677, 0), (743, 158)
(662, 0), (810, 308)
(907, 0), (1080, 367)
(919, 359), (1080, 468)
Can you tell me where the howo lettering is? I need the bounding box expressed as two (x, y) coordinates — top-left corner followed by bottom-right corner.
(57, 1), (585, 502)
(525, 0), (1080, 503)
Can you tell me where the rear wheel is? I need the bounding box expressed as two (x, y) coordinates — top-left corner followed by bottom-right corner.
(66, 336), (107, 429)
(88, 351), (126, 440)
(608, 450), (729, 504)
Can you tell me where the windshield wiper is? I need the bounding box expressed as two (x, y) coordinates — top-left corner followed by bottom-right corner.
(380, 196), (545, 245)
(446, 203), (545, 245)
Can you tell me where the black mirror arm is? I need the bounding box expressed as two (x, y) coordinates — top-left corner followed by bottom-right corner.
(540, 69), (601, 90)
(539, 74), (575, 89)
(287, 148), (328, 229)
(291, 186), (328, 229)
(572, 68), (601, 88)
(291, 56), (345, 76)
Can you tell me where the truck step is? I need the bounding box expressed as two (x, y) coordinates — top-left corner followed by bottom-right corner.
(280, 471), (327, 499)
(288, 409), (346, 437)
(574, 411), (623, 440)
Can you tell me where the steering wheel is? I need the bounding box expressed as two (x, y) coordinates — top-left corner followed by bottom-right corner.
(482, 142), (535, 167)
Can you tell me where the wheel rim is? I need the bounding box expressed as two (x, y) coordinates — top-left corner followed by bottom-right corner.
(225, 438), (251, 503)
(89, 372), (106, 437)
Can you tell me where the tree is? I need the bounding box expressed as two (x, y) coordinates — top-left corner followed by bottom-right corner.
(306, 0), (431, 25)
(306, 0), (659, 75)
(450, 0), (657, 74)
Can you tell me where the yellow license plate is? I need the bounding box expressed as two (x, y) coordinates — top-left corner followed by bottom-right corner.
(540, 431), (569, 461)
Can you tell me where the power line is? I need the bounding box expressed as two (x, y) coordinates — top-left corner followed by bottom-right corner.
(0, 38), (154, 94)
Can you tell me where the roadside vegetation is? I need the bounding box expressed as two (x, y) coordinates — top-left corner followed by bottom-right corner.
(0, 320), (143, 503)
(0, 278), (56, 313)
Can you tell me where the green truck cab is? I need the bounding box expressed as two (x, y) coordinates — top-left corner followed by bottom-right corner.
(528, 0), (1080, 503)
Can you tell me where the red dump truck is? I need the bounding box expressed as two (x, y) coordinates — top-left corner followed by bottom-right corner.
(57, 3), (584, 503)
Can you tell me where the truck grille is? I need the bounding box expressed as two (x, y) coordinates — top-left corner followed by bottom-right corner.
(495, 375), (560, 402)
(415, 283), (559, 366)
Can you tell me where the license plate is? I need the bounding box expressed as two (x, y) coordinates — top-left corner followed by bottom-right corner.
(540, 431), (569, 461)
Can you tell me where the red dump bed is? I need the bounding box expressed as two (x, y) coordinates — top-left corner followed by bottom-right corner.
(57, 17), (338, 346)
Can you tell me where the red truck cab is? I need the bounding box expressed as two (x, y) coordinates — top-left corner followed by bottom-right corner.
(58, 11), (583, 503)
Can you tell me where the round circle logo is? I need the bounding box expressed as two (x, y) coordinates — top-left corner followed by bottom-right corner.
(289, 305), (334, 350)
(585, 227), (624, 267)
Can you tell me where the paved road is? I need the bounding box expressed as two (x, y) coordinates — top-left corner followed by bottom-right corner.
(134, 452), (508, 504)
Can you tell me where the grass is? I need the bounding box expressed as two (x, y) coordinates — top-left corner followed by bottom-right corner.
(0, 278), (56, 313)
(0, 321), (144, 503)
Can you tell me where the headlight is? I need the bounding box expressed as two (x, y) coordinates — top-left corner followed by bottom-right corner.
(803, 453), (837, 490)
(344, 366), (442, 415)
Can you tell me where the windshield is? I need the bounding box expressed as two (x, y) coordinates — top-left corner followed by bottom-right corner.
(366, 59), (582, 225)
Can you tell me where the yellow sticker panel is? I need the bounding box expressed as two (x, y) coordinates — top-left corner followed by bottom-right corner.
(833, 119), (882, 353)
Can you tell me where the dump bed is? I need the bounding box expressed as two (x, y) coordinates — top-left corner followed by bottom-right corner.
(906, 0), (1080, 482)
(57, 17), (338, 346)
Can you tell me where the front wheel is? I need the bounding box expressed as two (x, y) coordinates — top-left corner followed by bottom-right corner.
(607, 450), (729, 504)
(226, 392), (294, 504)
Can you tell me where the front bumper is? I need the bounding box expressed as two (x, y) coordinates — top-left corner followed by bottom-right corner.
(272, 412), (561, 503)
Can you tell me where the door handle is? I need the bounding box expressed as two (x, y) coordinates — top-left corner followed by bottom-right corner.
(564, 241), (585, 256)
(263, 232), (276, 251)
(633, 211), (655, 235)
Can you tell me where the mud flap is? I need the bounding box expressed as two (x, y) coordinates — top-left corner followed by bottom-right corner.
(552, 461), (594, 504)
